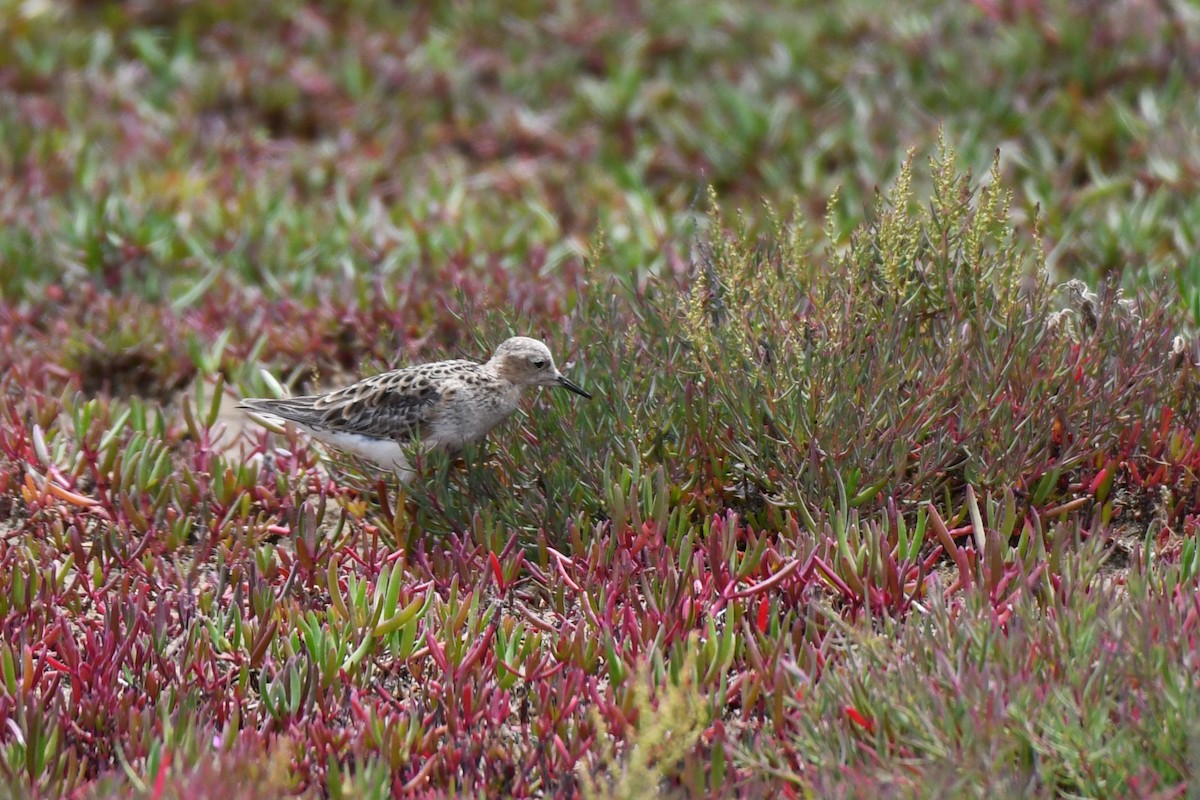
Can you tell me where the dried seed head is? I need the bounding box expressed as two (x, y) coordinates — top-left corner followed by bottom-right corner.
(1065, 279), (1097, 333)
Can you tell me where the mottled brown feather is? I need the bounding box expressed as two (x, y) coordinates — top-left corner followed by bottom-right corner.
(237, 362), (465, 442)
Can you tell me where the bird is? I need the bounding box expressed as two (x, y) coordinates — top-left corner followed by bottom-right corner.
(237, 336), (591, 481)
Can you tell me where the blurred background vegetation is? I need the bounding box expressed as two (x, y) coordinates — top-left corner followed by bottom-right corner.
(1, 0), (1197, 310)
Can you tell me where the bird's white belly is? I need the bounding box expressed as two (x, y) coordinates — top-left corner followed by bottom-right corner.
(308, 429), (415, 479)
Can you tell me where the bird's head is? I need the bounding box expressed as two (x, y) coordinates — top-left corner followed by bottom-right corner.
(489, 336), (591, 398)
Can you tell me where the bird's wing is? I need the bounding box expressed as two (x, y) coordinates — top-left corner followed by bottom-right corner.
(239, 364), (458, 442)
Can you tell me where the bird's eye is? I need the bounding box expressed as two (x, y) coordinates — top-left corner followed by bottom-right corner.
(531, 359), (547, 369)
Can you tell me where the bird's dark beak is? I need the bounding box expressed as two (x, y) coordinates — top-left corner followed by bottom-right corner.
(556, 374), (592, 399)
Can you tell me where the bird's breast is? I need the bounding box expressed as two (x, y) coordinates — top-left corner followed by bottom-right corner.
(427, 382), (520, 448)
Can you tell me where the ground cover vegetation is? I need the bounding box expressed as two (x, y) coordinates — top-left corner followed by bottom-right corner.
(1, 0), (1199, 796)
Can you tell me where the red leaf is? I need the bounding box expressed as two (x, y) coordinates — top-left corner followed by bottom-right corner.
(755, 596), (770, 633)
(844, 705), (875, 734)
(489, 551), (504, 589)
(1088, 462), (1113, 495)
(151, 749), (171, 800)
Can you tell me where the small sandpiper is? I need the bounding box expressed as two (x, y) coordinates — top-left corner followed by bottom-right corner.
(238, 336), (591, 480)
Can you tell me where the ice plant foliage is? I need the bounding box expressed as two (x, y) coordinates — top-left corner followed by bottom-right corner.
(2, 133), (1199, 797)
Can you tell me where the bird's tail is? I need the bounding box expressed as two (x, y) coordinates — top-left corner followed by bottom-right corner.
(237, 396), (322, 427)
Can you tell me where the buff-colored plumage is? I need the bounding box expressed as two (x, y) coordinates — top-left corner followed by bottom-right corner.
(238, 337), (590, 480)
